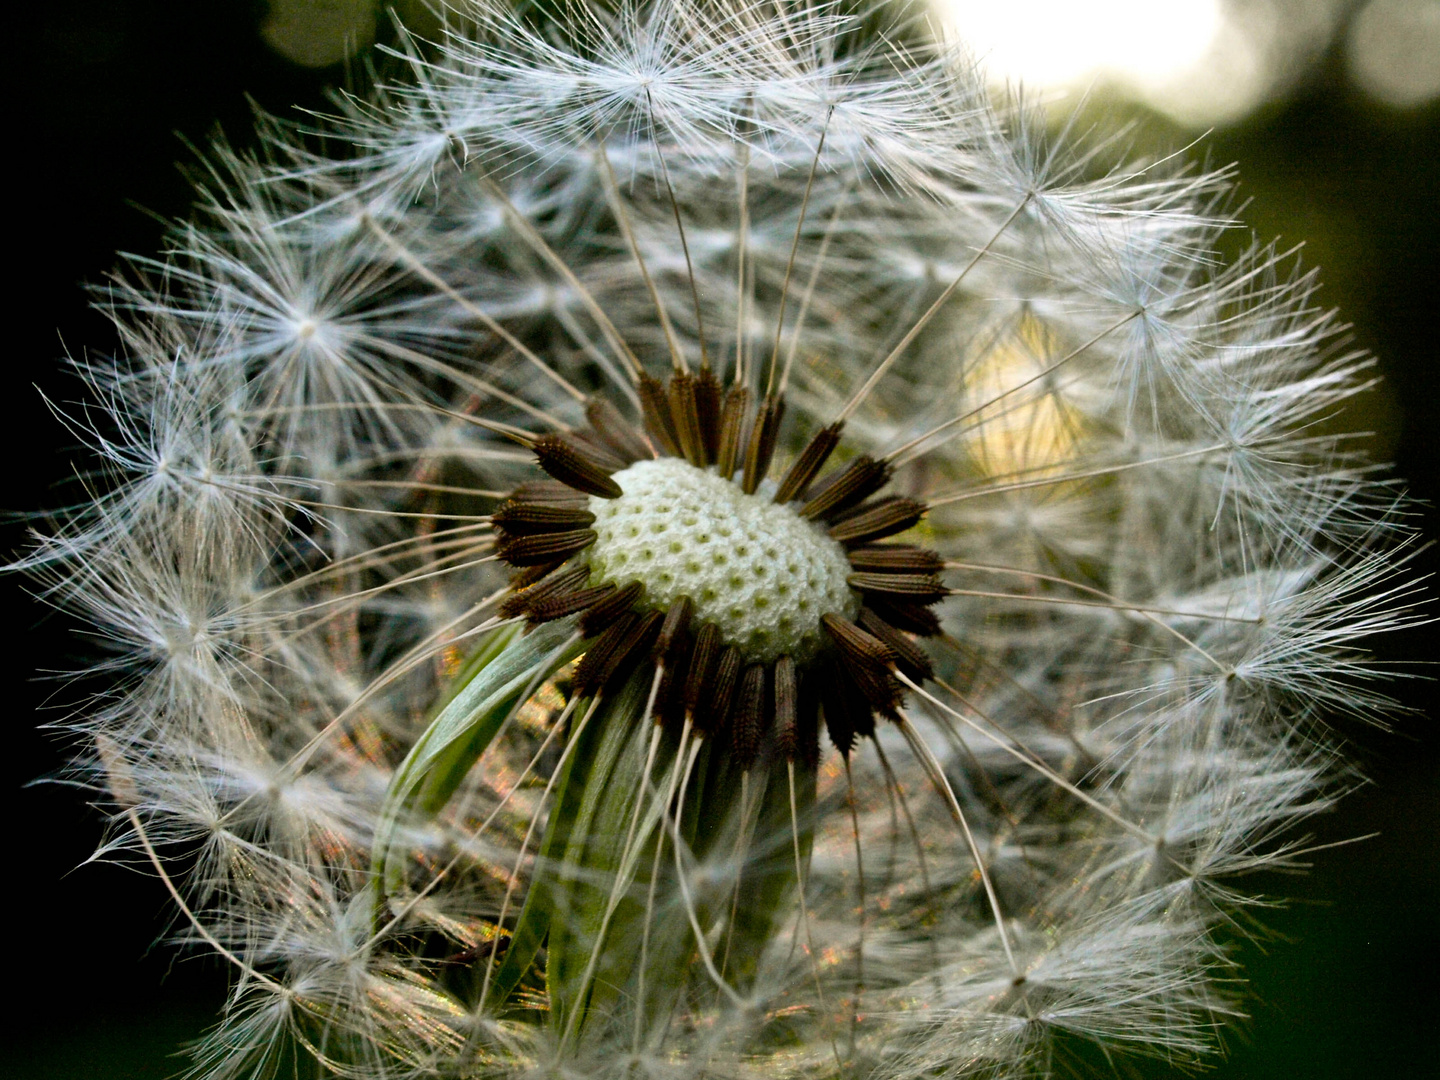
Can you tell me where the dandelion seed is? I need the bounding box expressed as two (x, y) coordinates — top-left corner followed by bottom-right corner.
(21, 2), (1425, 1078)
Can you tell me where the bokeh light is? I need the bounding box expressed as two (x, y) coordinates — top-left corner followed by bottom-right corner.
(936, 0), (1226, 107)
(1346, 0), (1440, 109)
(934, 0), (1438, 124)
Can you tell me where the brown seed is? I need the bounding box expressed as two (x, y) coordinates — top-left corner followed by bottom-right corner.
(773, 655), (799, 761)
(511, 480), (589, 505)
(579, 580), (644, 637)
(695, 365), (722, 463)
(657, 616), (694, 727)
(851, 663), (903, 719)
(865, 596), (942, 637)
(794, 670), (822, 770)
(655, 660), (684, 729)
(667, 372), (707, 467)
(857, 607), (934, 682)
(773, 422), (843, 505)
(512, 561), (590, 604)
(836, 665), (881, 738)
(638, 373), (681, 456)
(567, 429), (627, 473)
(533, 435), (623, 499)
(821, 612), (898, 670)
(731, 664), (769, 772)
(509, 559), (567, 592)
(801, 456), (892, 520)
(573, 612), (637, 695)
(683, 622), (723, 720)
(828, 497), (926, 544)
(498, 564), (590, 619)
(654, 596), (694, 660)
(491, 501), (596, 533)
(527, 583), (617, 625)
(817, 658), (871, 757)
(846, 544), (944, 575)
(699, 645), (743, 734)
(590, 609), (664, 693)
(820, 613), (903, 718)
(798, 459), (841, 509)
(715, 385), (752, 479)
(585, 397), (650, 464)
(742, 394), (786, 494)
(496, 528), (598, 566)
(846, 572), (948, 604)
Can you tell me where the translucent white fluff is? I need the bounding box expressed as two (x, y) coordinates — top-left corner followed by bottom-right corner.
(19, 2), (1425, 1078)
(585, 458), (857, 661)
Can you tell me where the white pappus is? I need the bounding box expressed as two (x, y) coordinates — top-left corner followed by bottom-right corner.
(20, 2), (1426, 1079)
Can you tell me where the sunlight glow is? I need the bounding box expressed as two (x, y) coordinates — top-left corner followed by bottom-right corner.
(938, 0), (1223, 93)
(965, 315), (1077, 480)
(933, 0), (1348, 126)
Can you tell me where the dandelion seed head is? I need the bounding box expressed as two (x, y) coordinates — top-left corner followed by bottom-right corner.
(20, 1), (1425, 1077)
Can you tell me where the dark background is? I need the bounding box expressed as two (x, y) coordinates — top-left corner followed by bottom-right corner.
(9, 3), (1436, 1076)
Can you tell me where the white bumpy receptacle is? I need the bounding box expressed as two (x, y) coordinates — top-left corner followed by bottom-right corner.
(585, 458), (857, 661)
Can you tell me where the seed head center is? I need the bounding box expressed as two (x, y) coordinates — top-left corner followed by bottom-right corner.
(585, 458), (857, 662)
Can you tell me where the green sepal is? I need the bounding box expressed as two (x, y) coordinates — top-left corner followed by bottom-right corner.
(481, 681), (615, 1011)
(376, 630), (822, 1048)
(722, 755), (816, 988)
(541, 698), (820, 1047)
(370, 618), (584, 922)
(543, 672), (673, 1038)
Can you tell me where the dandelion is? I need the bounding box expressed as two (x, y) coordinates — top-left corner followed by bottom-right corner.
(23, 2), (1425, 1077)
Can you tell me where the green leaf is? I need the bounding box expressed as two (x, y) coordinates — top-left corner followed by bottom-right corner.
(541, 694), (819, 1046)
(370, 619), (584, 919)
(484, 671), (658, 1022)
(543, 673), (669, 1037)
(482, 681), (612, 1011)
(722, 755), (816, 989)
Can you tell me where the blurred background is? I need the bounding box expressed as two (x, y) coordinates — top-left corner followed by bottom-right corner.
(9, 2), (1436, 1076)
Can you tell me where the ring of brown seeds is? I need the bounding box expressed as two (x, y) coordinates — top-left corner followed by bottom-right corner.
(491, 368), (944, 772)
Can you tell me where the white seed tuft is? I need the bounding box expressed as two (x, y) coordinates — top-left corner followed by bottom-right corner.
(19, 2), (1425, 1077)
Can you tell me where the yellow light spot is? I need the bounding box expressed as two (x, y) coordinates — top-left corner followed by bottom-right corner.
(964, 313), (1079, 480)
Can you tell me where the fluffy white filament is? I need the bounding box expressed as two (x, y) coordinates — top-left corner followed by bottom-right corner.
(22, 2), (1422, 1078)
